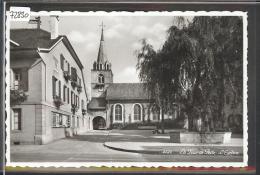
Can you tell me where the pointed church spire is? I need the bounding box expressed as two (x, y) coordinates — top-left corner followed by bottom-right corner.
(100, 22), (104, 41)
(97, 22), (106, 64)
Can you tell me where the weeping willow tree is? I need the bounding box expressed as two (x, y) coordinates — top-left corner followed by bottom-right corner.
(136, 16), (243, 133)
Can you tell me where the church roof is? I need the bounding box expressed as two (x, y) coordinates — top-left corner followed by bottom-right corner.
(88, 97), (106, 110)
(106, 83), (150, 100)
(96, 26), (107, 64)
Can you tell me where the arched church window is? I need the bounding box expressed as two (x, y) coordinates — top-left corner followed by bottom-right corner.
(115, 104), (122, 121)
(98, 74), (105, 84)
(99, 64), (103, 70)
(133, 104), (142, 121)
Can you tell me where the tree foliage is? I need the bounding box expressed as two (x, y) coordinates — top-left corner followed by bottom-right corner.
(136, 16), (243, 132)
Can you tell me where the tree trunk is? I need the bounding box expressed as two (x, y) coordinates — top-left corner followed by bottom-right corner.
(161, 107), (165, 134)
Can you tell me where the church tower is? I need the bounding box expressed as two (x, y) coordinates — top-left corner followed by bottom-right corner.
(91, 23), (113, 98)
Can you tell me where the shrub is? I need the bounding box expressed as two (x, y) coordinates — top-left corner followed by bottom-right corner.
(63, 71), (71, 81)
(110, 123), (124, 129)
(122, 122), (158, 130)
(158, 118), (184, 129)
(10, 89), (27, 106)
(53, 95), (63, 108)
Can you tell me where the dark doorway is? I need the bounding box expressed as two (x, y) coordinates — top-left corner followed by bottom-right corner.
(93, 116), (106, 130)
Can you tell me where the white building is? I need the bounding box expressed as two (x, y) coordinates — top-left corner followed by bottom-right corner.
(10, 17), (90, 144)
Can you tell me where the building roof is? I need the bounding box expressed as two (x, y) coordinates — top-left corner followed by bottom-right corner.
(10, 29), (83, 69)
(10, 28), (88, 101)
(96, 25), (107, 64)
(88, 97), (106, 110)
(106, 83), (150, 100)
(10, 29), (61, 49)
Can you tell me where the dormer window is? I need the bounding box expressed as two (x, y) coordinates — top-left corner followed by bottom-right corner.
(98, 74), (104, 84)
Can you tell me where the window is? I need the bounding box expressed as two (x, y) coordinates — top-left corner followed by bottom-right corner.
(52, 77), (60, 98)
(12, 109), (21, 130)
(81, 100), (84, 109)
(58, 81), (61, 97)
(72, 116), (75, 128)
(67, 63), (70, 74)
(77, 76), (81, 86)
(98, 74), (105, 84)
(67, 88), (70, 104)
(12, 68), (28, 91)
(75, 95), (79, 107)
(115, 104), (123, 121)
(133, 104), (142, 121)
(77, 117), (79, 128)
(53, 56), (59, 71)
(52, 76), (57, 97)
(71, 91), (74, 105)
(71, 67), (77, 82)
(14, 73), (21, 90)
(14, 73), (21, 81)
(60, 54), (65, 71)
(63, 86), (67, 102)
(152, 112), (159, 121)
(52, 112), (70, 127)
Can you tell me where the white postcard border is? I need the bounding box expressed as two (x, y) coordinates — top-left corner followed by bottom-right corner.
(5, 10), (248, 168)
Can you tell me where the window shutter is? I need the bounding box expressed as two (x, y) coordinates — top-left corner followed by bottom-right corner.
(67, 88), (70, 104)
(52, 76), (56, 97)
(71, 91), (73, 105)
(53, 113), (56, 127)
(71, 67), (77, 82)
(59, 81), (61, 98)
(63, 86), (66, 102)
(60, 55), (64, 71)
(81, 100), (84, 109)
(17, 109), (21, 130)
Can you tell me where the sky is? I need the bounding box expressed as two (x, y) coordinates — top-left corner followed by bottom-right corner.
(10, 15), (178, 93)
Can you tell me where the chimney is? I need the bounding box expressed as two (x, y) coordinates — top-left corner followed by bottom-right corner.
(50, 16), (59, 39)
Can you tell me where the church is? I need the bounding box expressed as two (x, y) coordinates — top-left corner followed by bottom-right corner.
(87, 25), (177, 130)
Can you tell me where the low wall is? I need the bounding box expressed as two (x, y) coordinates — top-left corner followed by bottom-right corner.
(170, 131), (232, 144)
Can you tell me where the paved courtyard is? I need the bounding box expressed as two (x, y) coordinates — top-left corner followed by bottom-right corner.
(10, 130), (243, 162)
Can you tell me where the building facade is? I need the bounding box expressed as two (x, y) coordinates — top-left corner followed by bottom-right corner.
(10, 17), (90, 145)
